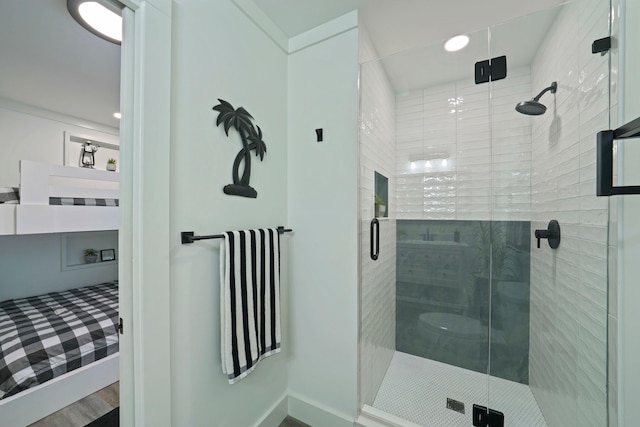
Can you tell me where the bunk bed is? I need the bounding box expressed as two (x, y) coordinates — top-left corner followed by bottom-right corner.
(0, 160), (119, 236)
(0, 159), (120, 425)
(0, 282), (119, 426)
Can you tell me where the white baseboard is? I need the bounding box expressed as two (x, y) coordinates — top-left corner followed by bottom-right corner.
(355, 405), (422, 427)
(254, 393), (288, 427)
(253, 391), (358, 427)
(287, 392), (354, 427)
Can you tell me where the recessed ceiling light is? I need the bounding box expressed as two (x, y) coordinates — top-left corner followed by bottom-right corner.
(444, 35), (469, 52)
(67, 0), (122, 45)
(113, 112), (121, 119)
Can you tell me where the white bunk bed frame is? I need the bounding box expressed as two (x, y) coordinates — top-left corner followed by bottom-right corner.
(0, 160), (119, 235)
(0, 160), (120, 425)
(1, 354), (119, 426)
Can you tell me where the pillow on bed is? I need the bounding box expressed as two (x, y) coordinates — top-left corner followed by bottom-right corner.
(0, 187), (18, 204)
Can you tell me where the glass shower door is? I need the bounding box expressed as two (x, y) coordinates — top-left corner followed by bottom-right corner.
(486, 2), (612, 426)
(358, 24), (495, 425)
(358, 2), (613, 425)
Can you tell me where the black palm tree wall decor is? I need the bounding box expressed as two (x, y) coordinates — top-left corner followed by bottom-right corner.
(213, 99), (267, 198)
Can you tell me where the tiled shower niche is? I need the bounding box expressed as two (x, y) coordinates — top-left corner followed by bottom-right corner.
(396, 219), (531, 384)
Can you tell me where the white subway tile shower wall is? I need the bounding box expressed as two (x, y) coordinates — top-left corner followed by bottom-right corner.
(359, 27), (397, 406)
(395, 67), (532, 221)
(528, 0), (610, 426)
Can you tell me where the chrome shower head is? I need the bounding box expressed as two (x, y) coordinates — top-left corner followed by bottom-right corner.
(515, 81), (557, 116)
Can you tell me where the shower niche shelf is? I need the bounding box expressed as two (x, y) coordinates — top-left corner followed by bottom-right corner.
(374, 171), (388, 218)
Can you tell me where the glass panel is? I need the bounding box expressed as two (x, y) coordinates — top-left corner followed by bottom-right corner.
(488, 2), (611, 426)
(358, 33), (401, 410)
(359, 25), (492, 424)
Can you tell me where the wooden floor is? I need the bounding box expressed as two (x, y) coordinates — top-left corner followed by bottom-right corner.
(28, 382), (119, 427)
(279, 416), (312, 427)
(27, 382), (309, 427)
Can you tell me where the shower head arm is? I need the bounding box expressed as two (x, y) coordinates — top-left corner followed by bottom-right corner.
(532, 81), (557, 102)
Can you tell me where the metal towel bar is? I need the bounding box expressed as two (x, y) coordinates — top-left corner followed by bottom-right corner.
(181, 226), (292, 244)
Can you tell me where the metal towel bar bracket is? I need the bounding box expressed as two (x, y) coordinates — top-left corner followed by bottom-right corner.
(181, 226), (292, 244)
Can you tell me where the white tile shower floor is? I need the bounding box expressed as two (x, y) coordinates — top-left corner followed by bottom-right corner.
(371, 352), (547, 426)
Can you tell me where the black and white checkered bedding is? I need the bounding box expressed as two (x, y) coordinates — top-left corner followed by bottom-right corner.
(0, 186), (118, 207)
(0, 281), (119, 399)
(0, 187), (19, 204)
(49, 197), (119, 206)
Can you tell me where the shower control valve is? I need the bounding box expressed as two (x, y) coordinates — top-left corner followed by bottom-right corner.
(534, 220), (561, 249)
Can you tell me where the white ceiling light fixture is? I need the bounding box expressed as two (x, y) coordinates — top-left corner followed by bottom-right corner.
(444, 34), (469, 52)
(67, 0), (122, 45)
(113, 112), (121, 119)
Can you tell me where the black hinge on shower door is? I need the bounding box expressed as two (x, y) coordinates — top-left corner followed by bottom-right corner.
(475, 55), (507, 84)
(472, 404), (504, 427)
(592, 36), (611, 55)
(118, 317), (124, 335)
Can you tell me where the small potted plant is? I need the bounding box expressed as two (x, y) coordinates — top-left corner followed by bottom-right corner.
(374, 194), (386, 218)
(84, 248), (98, 264)
(107, 158), (117, 171)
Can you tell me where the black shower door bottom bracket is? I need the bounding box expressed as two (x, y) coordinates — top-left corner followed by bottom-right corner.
(472, 404), (504, 427)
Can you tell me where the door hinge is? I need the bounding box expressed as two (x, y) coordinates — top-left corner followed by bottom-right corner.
(592, 36), (611, 55)
(118, 317), (124, 335)
(475, 55), (507, 84)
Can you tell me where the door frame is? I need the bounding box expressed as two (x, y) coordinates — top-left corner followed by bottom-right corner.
(118, 1), (172, 426)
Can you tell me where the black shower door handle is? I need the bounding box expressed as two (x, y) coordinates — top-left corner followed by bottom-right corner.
(370, 218), (379, 261)
(597, 116), (640, 196)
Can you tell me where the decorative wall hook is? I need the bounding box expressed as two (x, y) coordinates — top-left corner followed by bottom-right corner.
(213, 99), (267, 198)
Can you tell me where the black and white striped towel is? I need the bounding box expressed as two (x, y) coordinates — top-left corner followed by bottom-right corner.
(220, 229), (281, 384)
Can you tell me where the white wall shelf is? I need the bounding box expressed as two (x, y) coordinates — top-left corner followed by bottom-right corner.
(60, 231), (118, 271)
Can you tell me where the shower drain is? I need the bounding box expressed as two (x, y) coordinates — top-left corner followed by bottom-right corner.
(446, 397), (465, 414)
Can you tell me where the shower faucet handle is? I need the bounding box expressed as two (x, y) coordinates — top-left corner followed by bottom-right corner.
(534, 229), (551, 248)
(534, 220), (561, 249)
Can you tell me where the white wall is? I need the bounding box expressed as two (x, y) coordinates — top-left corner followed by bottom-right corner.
(395, 67), (532, 221)
(0, 102), (119, 187)
(528, 0), (610, 425)
(287, 16), (360, 426)
(0, 232), (118, 301)
(169, 1), (289, 426)
(358, 25), (397, 407)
